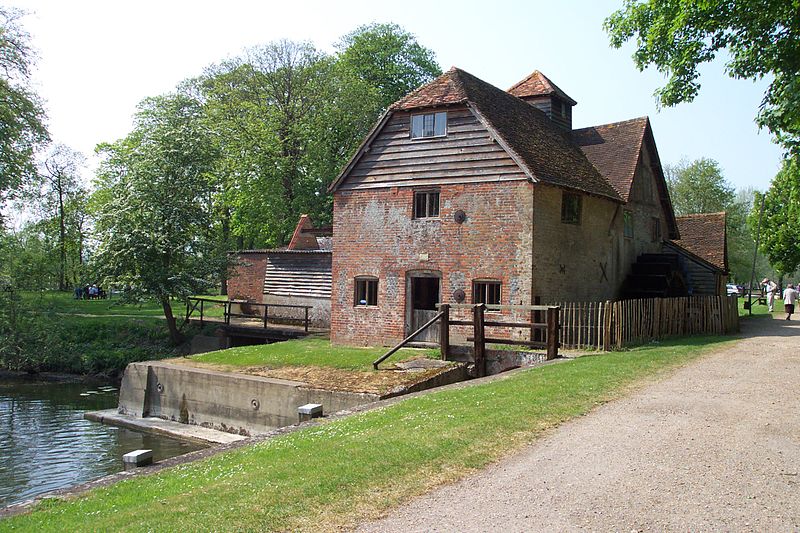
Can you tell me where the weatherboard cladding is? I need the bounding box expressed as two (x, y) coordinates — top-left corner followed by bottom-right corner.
(336, 67), (621, 201)
(339, 107), (527, 191)
(263, 252), (332, 299)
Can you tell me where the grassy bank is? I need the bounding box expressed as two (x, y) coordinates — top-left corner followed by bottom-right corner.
(2, 292), (219, 376)
(189, 337), (438, 370)
(1, 334), (734, 532)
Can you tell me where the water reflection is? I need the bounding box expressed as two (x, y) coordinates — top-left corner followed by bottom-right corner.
(0, 378), (205, 507)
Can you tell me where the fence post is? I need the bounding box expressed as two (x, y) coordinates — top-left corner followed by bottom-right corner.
(304, 307), (309, 332)
(199, 300), (204, 328)
(439, 304), (450, 361)
(546, 306), (559, 360)
(263, 305), (269, 329)
(473, 303), (486, 377)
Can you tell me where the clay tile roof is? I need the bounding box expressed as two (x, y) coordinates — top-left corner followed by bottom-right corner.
(572, 117), (649, 202)
(670, 212), (728, 272)
(390, 67), (621, 201)
(507, 70), (577, 106)
(391, 67), (469, 110)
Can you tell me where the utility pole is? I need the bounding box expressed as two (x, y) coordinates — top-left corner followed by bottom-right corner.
(748, 195), (766, 316)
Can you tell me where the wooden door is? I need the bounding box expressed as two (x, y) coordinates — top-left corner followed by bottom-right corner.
(410, 275), (440, 343)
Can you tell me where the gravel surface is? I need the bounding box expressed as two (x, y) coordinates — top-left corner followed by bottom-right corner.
(357, 316), (800, 532)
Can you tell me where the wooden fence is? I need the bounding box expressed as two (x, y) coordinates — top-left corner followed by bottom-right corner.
(556, 295), (740, 350)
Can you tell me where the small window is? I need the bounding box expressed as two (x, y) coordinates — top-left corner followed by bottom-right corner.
(651, 217), (661, 242)
(473, 280), (501, 305)
(623, 210), (634, 238)
(560, 100), (567, 118)
(410, 112), (447, 139)
(414, 190), (440, 219)
(354, 277), (378, 306)
(561, 192), (582, 225)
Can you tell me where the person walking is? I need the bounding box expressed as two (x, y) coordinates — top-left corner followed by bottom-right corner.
(783, 284), (798, 320)
(763, 278), (778, 312)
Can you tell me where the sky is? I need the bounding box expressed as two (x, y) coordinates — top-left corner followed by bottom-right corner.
(10, 0), (784, 192)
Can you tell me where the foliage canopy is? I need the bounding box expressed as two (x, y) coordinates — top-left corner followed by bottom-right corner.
(605, 0), (800, 155)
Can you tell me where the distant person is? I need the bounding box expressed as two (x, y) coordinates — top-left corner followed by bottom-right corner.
(763, 278), (777, 312)
(74, 286), (82, 300)
(784, 284), (798, 321)
(83, 285), (90, 300)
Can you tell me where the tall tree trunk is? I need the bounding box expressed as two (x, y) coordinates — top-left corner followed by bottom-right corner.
(220, 207), (231, 296)
(58, 187), (66, 291)
(160, 297), (184, 345)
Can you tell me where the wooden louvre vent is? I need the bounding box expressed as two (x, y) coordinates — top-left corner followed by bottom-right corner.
(263, 252), (332, 299)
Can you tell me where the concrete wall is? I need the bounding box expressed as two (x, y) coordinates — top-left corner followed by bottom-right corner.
(118, 362), (378, 435)
(331, 180), (534, 346)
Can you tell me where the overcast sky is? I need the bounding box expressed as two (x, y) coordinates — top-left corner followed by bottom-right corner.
(11, 0), (783, 192)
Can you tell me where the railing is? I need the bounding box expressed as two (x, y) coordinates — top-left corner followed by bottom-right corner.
(373, 303), (561, 376)
(185, 297), (313, 332)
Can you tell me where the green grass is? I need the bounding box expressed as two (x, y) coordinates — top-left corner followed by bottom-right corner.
(1, 334), (735, 532)
(189, 337), (439, 371)
(21, 290), (226, 318)
(737, 294), (779, 319)
(7, 292), (226, 375)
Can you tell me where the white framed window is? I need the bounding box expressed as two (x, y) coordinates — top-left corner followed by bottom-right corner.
(410, 112), (447, 139)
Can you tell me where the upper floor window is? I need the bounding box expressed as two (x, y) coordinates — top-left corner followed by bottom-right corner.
(623, 210), (634, 238)
(651, 217), (661, 242)
(410, 112), (447, 139)
(561, 192), (582, 225)
(354, 276), (378, 307)
(473, 280), (501, 305)
(414, 190), (440, 219)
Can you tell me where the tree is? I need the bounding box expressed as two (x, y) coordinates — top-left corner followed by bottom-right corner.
(0, 7), (48, 212)
(336, 23), (441, 111)
(37, 144), (86, 290)
(750, 159), (800, 276)
(605, 0), (800, 155)
(665, 158), (735, 216)
(92, 93), (224, 344)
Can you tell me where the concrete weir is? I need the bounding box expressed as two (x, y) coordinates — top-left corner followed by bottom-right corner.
(110, 361), (381, 437)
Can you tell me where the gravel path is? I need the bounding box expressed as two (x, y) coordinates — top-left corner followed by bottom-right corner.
(357, 316), (800, 532)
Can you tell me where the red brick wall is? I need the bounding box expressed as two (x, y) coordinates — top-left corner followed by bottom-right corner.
(227, 252), (267, 303)
(331, 181), (534, 346)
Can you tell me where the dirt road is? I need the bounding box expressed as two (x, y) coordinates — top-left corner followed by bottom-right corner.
(357, 316), (800, 532)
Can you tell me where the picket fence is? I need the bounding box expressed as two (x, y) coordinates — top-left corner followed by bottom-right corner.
(556, 295), (740, 350)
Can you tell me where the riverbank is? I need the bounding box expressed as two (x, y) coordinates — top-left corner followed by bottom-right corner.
(0, 333), (736, 531)
(1, 291), (211, 377)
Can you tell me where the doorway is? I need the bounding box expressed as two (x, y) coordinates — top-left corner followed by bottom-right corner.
(407, 272), (441, 343)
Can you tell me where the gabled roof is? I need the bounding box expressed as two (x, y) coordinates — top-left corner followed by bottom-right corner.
(573, 117), (679, 238)
(572, 117), (648, 201)
(507, 70), (577, 106)
(332, 67), (620, 201)
(670, 212), (728, 272)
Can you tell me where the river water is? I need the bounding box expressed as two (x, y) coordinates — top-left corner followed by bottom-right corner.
(0, 377), (205, 508)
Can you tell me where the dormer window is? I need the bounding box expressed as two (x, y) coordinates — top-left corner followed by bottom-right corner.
(410, 112), (447, 139)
